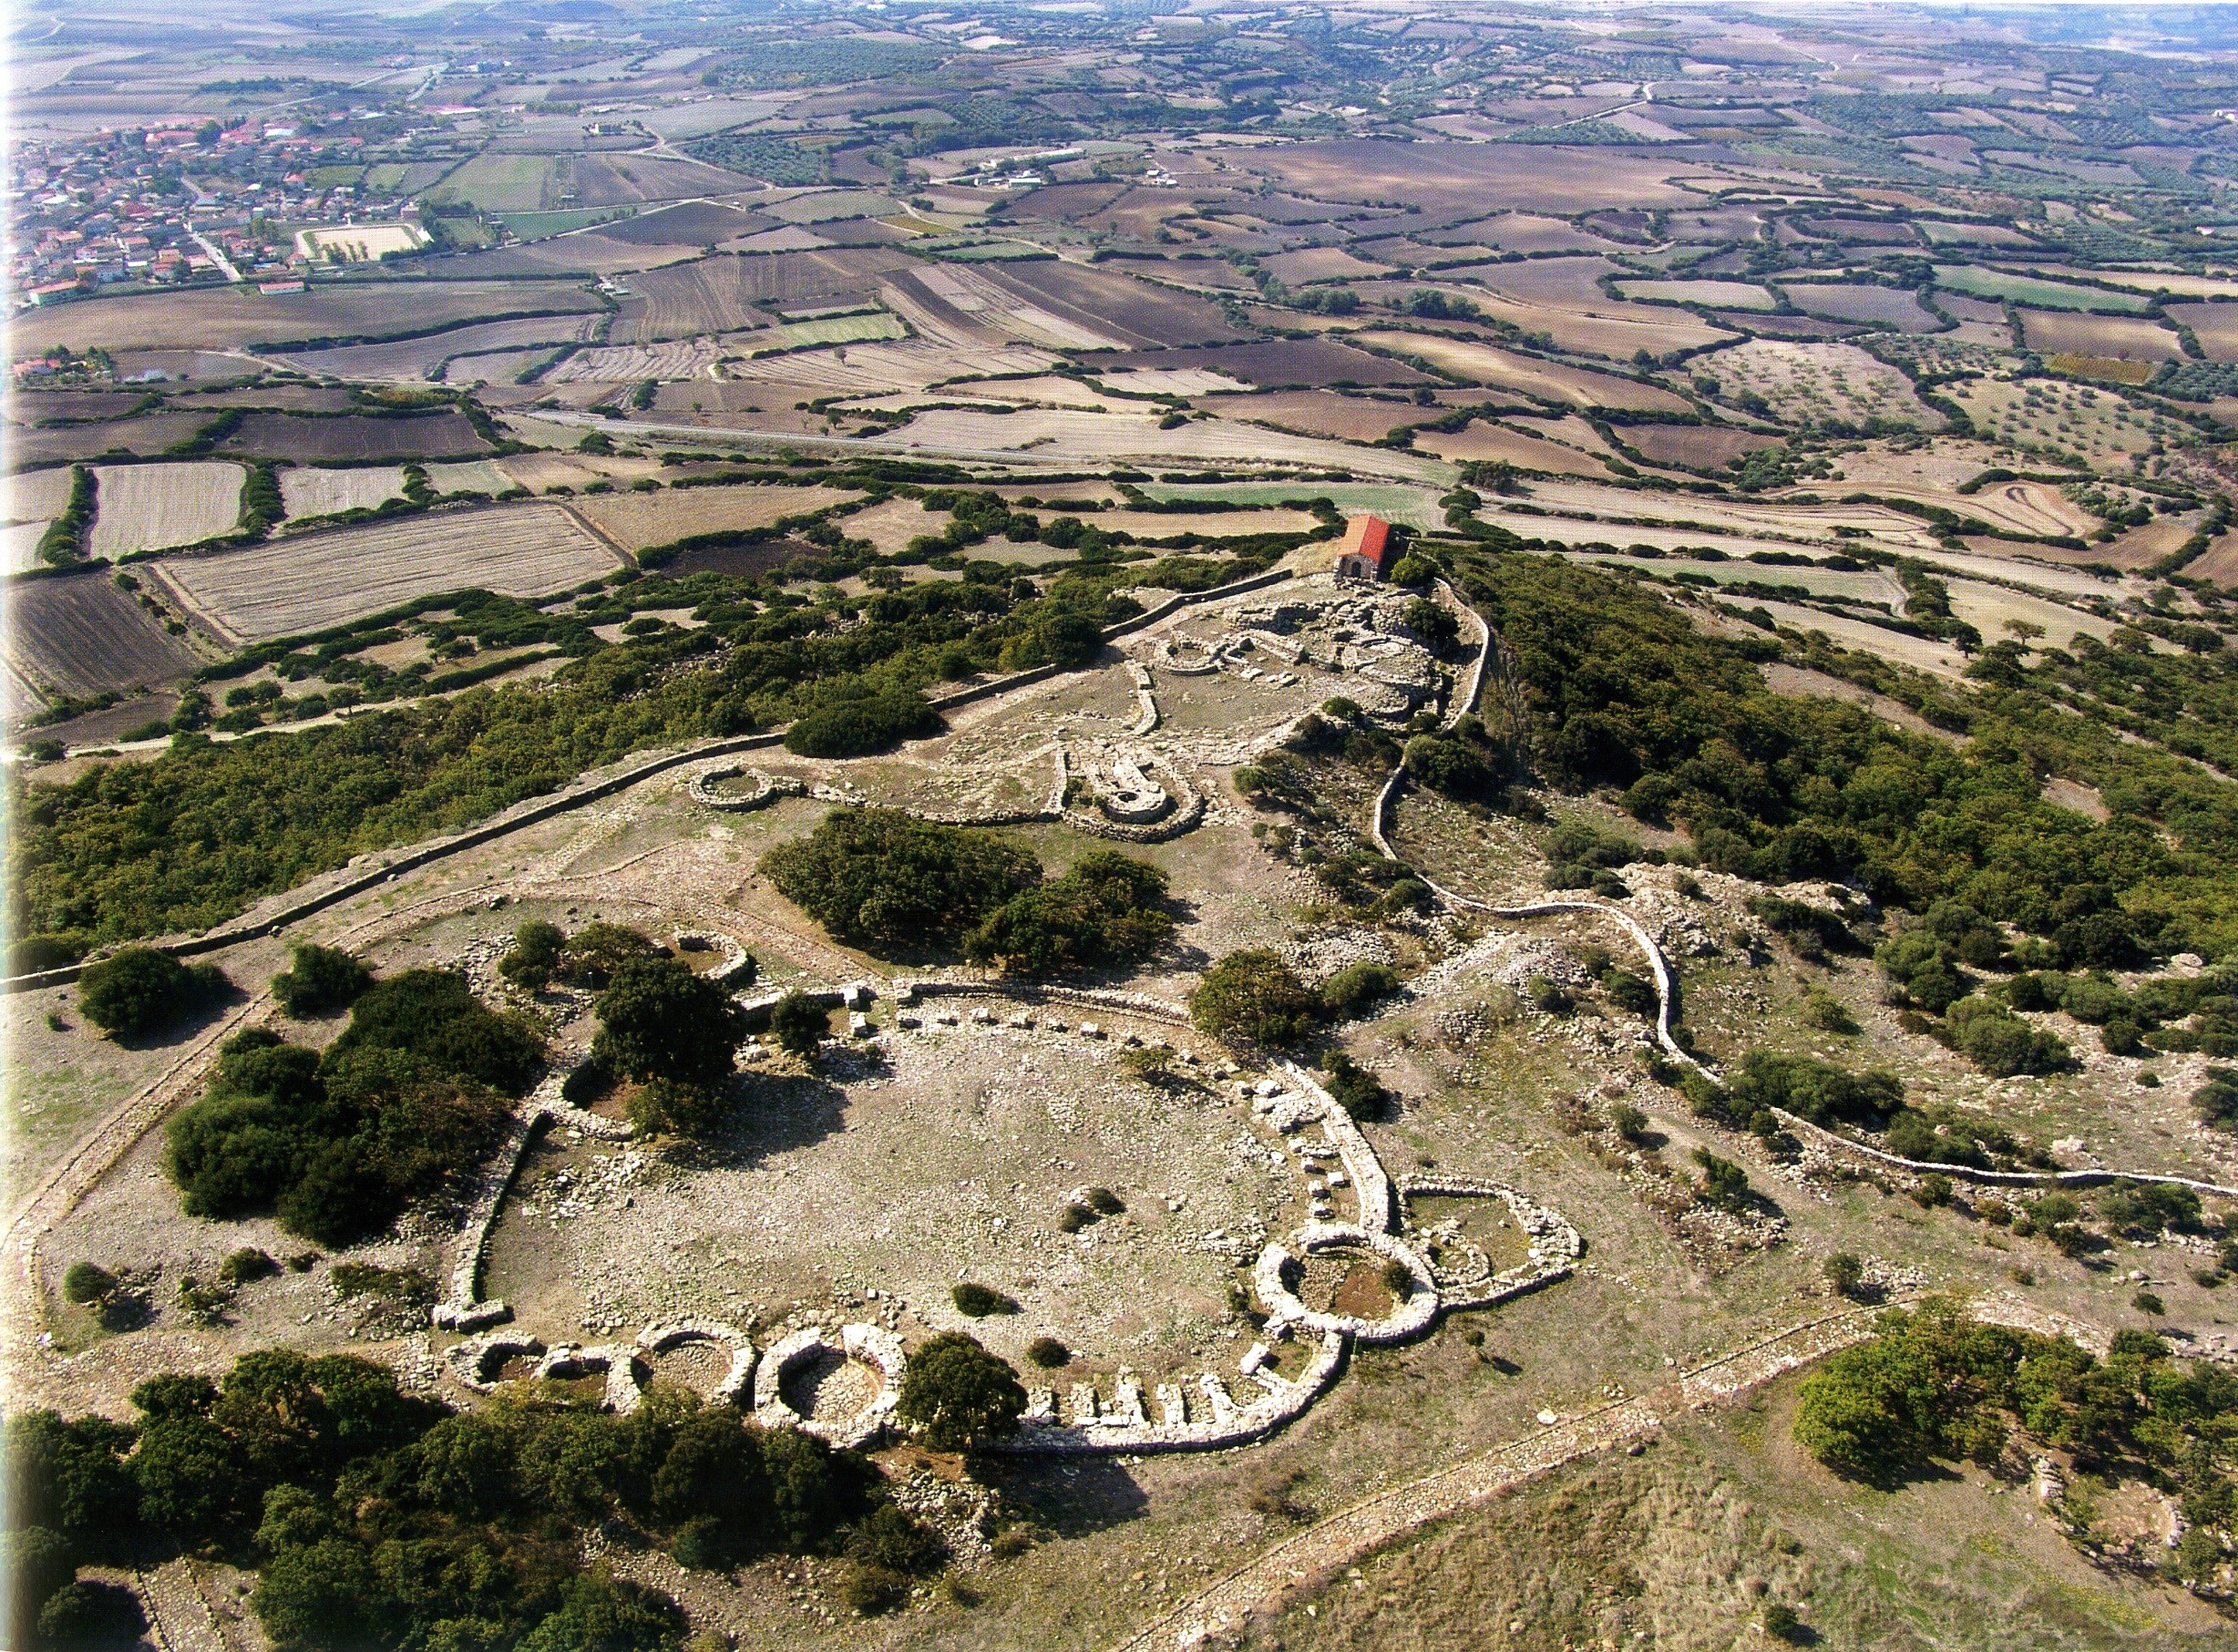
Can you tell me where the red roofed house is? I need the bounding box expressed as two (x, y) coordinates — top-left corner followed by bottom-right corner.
(1334, 513), (1393, 580)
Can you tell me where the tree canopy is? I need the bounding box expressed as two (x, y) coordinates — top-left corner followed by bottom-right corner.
(760, 810), (1039, 955)
(1189, 950), (1324, 1048)
(77, 947), (228, 1040)
(894, 1333), (1027, 1452)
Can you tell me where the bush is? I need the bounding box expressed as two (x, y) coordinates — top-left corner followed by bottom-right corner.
(35, 1579), (145, 1649)
(1825, 1253), (1864, 1297)
(591, 956), (744, 1093)
(1609, 1103), (1648, 1141)
(1056, 1202), (1093, 1233)
(849, 1504), (947, 1576)
(769, 991), (830, 1056)
(963, 850), (1172, 974)
(218, 1248), (277, 1286)
(1320, 1051), (1391, 1121)
(2134, 1290), (2166, 1315)
(78, 948), (228, 1040)
(895, 1332), (1027, 1451)
(844, 1561), (909, 1616)
(1084, 1187), (1124, 1216)
(1692, 1148), (1751, 1212)
(1026, 1336), (1069, 1368)
(951, 1282), (1018, 1318)
(1190, 950), (1324, 1048)
(498, 920), (565, 990)
(327, 969), (545, 1094)
(762, 810), (1039, 955)
(1945, 996), (2069, 1078)
(1599, 967), (1657, 1018)
(60, 1263), (114, 1305)
(782, 689), (942, 758)
(1726, 1050), (1902, 1128)
(269, 944), (371, 1018)
(2192, 1066), (2238, 1130)
(1323, 962), (1402, 1019)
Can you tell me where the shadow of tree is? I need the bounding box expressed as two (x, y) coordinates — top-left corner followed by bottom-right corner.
(974, 1454), (1150, 1539)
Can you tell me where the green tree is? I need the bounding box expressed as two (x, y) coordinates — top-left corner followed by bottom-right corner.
(894, 1333), (1026, 1452)
(591, 956), (743, 1092)
(963, 850), (1170, 974)
(761, 810), (1040, 955)
(1189, 950), (1324, 1048)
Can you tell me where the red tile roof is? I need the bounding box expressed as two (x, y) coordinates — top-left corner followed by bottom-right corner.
(1337, 514), (1392, 570)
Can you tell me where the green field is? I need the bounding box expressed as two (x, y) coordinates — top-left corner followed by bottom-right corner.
(439, 152), (557, 214)
(497, 206), (638, 241)
(765, 310), (909, 351)
(921, 238), (1050, 262)
(1932, 266), (2154, 313)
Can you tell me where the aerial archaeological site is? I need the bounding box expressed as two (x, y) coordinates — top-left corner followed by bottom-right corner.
(15, 2), (2238, 1649)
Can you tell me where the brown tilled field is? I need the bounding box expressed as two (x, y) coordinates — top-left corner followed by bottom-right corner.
(1783, 283), (1943, 330)
(279, 466), (406, 521)
(281, 314), (601, 382)
(1239, 139), (1699, 214)
(978, 260), (1246, 349)
(1623, 423), (1780, 470)
(1412, 420), (1618, 477)
(9, 567), (204, 696)
(1104, 338), (1432, 388)
(611, 248), (912, 342)
(570, 483), (861, 552)
(2165, 302), (2238, 362)
(149, 501), (621, 642)
(7, 410), (214, 465)
(1354, 331), (1688, 412)
(217, 411), (495, 462)
(11, 278), (603, 354)
(1212, 389), (1417, 442)
(2015, 309), (2185, 362)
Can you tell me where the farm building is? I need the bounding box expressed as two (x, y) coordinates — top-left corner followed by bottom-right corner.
(1334, 513), (1394, 580)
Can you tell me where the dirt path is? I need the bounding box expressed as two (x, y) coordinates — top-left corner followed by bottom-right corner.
(1110, 1301), (1895, 1651)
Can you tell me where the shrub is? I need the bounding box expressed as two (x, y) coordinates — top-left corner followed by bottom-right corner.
(1599, 968), (1657, 1018)
(1056, 1202), (1093, 1233)
(849, 1504), (948, 1576)
(591, 956), (744, 1093)
(1762, 1603), (1803, 1643)
(270, 944), (371, 1018)
(1692, 1148), (1751, 1212)
(1084, 1187), (1124, 1216)
(768, 991), (830, 1056)
(762, 810), (1039, 955)
(844, 1562), (909, 1616)
(1726, 1050), (1902, 1128)
(1945, 996), (2069, 1078)
(895, 1332), (1027, 1451)
(1320, 1051), (1391, 1121)
(35, 1579), (145, 1649)
(951, 1282), (1018, 1318)
(1026, 1336), (1069, 1368)
(60, 1262), (114, 1305)
(1323, 962), (1402, 1018)
(1609, 1103), (1648, 1141)
(963, 850), (1171, 974)
(783, 689), (942, 758)
(1189, 950), (1323, 1048)
(218, 1248), (278, 1287)
(1525, 975), (1572, 1016)
(1825, 1253), (1864, 1297)
(1912, 1173), (1952, 1207)
(78, 948), (228, 1040)
(498, 920), (565, 990)
(1403, 732), (1501, 802)
(327, 969), (545, 1094)
(2134, 1291), (2166, 1315)
(2192, 1066), (2238, 1130)
(1801, 987), (1858, 1034)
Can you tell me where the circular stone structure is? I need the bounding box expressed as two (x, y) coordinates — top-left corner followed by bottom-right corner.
(1252, 1222), (1439, 1344)
(751, 1323), (905, 1450)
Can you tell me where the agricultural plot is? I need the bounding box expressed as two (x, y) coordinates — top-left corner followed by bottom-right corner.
(842, 497), (950, 553)
(765, 310), (907, 351)
(5, 467), (76, 539)
(440, 152), (557, 213)
(977, 260), (1245, 348)
(497, 452), (665, 493)
(1144, 478), (1448, 530)
(714, 339), (1053, 396)
(573, 154), (758, 207)
(1241, 139), (1699, 216)
(1353, 330), (1688, 412)
(611, 248), (912, 341)
(282, 314), (601, 381)
(881, 403), (1434, 475)
(279, 466), (405, 522)
(1781, 283), (1942, 330)
(595, 201), (772, 245)
(1210, 389), (1417, 442)
(1623, 423), (1780, 470)
(1709, 340), (1940, 429)
(1932, 266), (2154, 313)
(2014, 310), (2183, 362)
(12, 279), (604, 355)
(1416, 268), (1731, 358)
(1263, 247), (1391, 286)
(885, 265), (1121, 351)
(217, 411), (494, 462)
(7, 567), (203, 697)
(1103, 337), (1430, 388)
(1618, 279), (1775, 310)
(2166, 303), (2238, 363)
(6, 410), (213, 466)
(86, 461), (243, 557)
(1413, 419), (1617, 477)
(440, 348), (561, 386)
(1947, 376), (2178, 463)
(543, 337), (739, 383)
(570, 484), (860, 553)
(424, 460), (515, 497)
(1418, 212), (1624, 253)
(149, 501), (621, 644)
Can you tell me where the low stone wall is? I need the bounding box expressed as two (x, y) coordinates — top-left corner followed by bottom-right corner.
(688, 765), (806, 812)
(1275, 1060), (1394, 1235)
(987, 1330), (1348, 1457)
(1396, 1175), (1582, 1312)
(751, 1322), (905, 1451)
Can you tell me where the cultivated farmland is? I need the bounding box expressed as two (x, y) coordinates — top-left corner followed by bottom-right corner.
(611, 248), (912, 341)
(1213, 389), (1417, 442)
(2166, 303), (2238, 363)
(1619, 279), (1775, 310)
(279, 466), (406, 521)
(978, 260), (1245, 348)
(2014, 310), (2183, 361)
(282, 314), (601, 381)
(1412, 419), (1620, 477)
(570, 483), (860, 553)
(8, 567), (203, 696)
(148, 501), (621, 643)
(11, 279), (604, 354)
(1710, 339), (1939, 428)
(1782, 283), (1943, 330)
(1353, 330), (1687, 412)
(216, 411), (494, 462)
(87, 461), (243, 557)
(1624, 423), (1780, 470)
